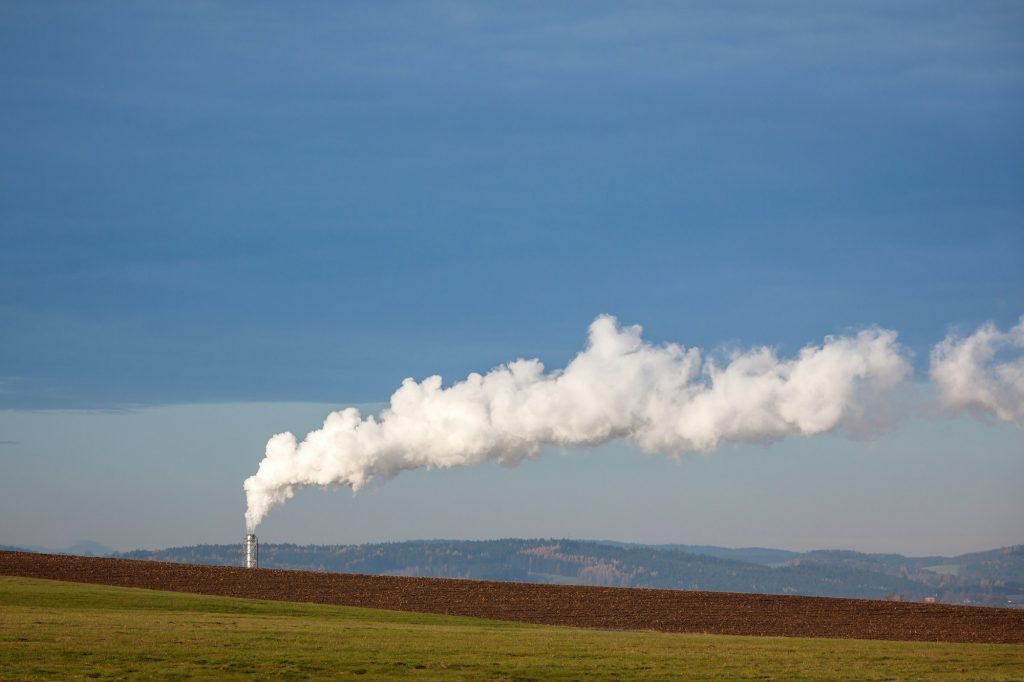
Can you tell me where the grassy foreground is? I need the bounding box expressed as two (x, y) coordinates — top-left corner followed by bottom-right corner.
(1, 576), (1021, 681)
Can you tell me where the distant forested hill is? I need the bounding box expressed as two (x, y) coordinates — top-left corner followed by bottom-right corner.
(115, 539), (1024, 607)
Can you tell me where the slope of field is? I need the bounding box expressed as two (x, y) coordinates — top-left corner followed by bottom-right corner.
(5, 577), (1023, 681)
(2, 551), (1022, 644)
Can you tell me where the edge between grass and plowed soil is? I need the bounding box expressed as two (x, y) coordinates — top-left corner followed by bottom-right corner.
(2, 576), (1024, 681)
(2, 551), (1023, 645)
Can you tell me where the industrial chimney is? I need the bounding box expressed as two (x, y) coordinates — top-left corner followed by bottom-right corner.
(243, 533), (258, 569)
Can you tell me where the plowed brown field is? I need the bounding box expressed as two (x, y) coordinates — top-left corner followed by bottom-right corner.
(2, 550), (1022, 643)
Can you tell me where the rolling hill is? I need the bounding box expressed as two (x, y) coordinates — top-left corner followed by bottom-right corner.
(111, 539), (1024, 607)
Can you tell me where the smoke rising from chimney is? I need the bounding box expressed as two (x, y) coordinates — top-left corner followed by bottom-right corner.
(243, 315), (914, 530)
(930, 316), (1024, 426)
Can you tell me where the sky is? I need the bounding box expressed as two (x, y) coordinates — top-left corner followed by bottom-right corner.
(1, 2), (1022, 555)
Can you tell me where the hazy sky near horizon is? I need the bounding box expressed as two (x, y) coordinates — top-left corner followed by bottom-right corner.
(1, 3), (1022, 554)
(1, 399), (1022, 556)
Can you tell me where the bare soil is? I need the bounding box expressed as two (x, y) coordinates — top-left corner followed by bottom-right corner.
(2, 550), (1022, 643)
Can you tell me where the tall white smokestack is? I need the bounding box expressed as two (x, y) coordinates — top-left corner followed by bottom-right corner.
(243, 533), (258, 569)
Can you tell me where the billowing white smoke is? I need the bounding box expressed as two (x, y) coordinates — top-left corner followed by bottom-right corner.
(244, 315), (911, 530)
(930, 316), (1024, 426)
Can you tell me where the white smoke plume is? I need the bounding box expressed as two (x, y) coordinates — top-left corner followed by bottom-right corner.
(244, 315), (911, 530)
(930, 316), (1024, 426)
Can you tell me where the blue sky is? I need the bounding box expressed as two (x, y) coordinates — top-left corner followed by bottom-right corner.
(1, 3), (1022, 553)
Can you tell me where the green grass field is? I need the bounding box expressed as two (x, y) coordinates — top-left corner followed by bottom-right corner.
(1, 576), (1021, 680)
